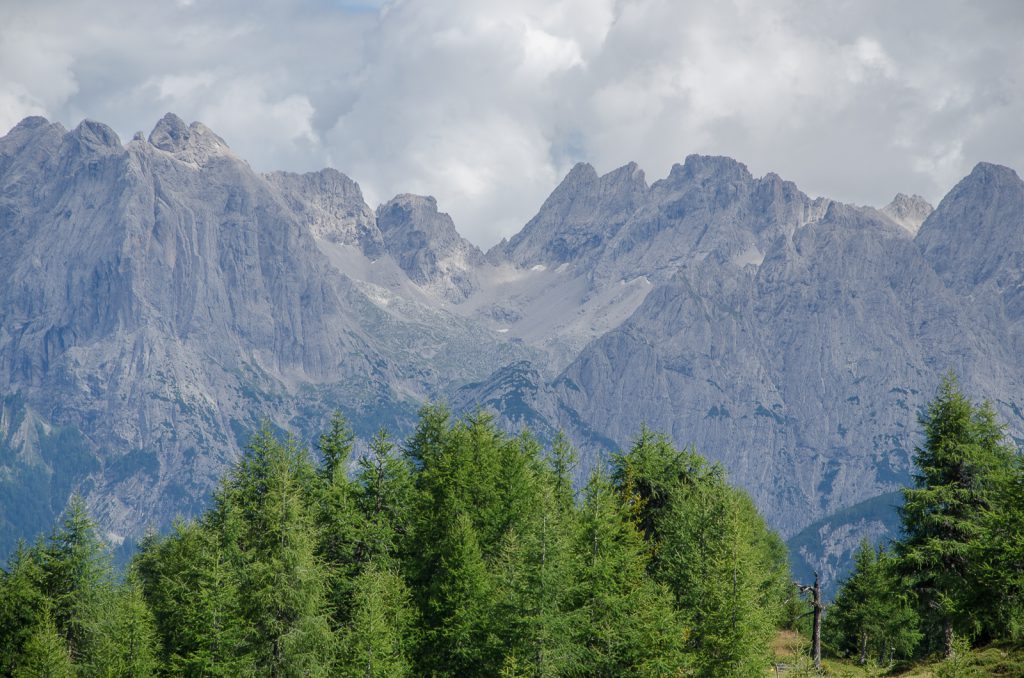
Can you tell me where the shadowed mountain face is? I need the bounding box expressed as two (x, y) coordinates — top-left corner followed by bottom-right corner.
(1, 115), (1021, 580)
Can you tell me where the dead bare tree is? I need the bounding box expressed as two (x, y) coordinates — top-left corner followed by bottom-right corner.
(796, 572), (824, 671)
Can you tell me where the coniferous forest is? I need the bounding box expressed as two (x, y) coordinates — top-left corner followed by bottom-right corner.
(1, 375), (1023, 676)
(824, 375), (1024, 670)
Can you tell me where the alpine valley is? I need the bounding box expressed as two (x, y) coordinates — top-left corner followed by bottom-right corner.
(3, 113), (1022, 591)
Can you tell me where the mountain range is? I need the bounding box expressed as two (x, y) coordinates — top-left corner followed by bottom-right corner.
(2, 113), (1022, 591)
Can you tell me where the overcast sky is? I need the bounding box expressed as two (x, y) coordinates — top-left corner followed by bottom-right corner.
(2, 0), (1022, 247)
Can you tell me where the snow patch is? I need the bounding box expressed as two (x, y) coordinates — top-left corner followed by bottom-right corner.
(731, 246), (765, 267)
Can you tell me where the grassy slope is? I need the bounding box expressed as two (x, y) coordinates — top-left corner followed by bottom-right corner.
(770, 631), (1024, 677)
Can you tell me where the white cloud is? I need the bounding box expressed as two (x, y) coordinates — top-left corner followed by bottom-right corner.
(0, 0), (1022, 246)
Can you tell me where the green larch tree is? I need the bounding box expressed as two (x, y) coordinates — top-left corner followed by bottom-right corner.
(337, 559), (417, 677)
(613, 429), (787, 677)
(226, 426), (336, 676)
(11, 609), (74, 678)
(0, 539), (50, 672)
(135, 517), (254, 676)
(572, 472), (688, 676)
(41, 495), (111, 665)
(79, 569), (159, 677)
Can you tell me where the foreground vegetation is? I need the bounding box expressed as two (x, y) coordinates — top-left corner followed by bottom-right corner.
(2, 373), (1020, 676)
(773, 630), (1024, 677)
(823, 374), (1024, 674)
(0, 407), (794, 676)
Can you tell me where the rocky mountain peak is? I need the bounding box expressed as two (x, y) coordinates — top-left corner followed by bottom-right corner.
(147, 112), (232, 167)
(148, 112), (189, 151)
(69, 119), (123, 153)
(0, 117), (66, 162)
(376, 193), (484, 301)
(965, 161), (1022, 186)
(559, 161), (600, 187)
(9, 116), (53, 134)
(667, 154), (753, 184)
(491, 161), (649, 267)
(882, 193), (933, 234)
(266, 168), (382, 254)
(916, 162), (1024, 305)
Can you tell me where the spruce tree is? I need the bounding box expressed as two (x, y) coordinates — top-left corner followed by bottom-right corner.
(896, 373), (1017, 653)
(825, 540), (921, 664)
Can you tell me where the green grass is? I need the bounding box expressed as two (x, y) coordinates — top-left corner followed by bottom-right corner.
(770, 631), (1024, 677)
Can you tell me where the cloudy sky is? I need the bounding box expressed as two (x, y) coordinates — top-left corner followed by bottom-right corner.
(2, 0), (1021, 247)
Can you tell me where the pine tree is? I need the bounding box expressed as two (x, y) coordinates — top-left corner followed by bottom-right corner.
(896, 373), (1017, 653)
(825, 540), (921, 664)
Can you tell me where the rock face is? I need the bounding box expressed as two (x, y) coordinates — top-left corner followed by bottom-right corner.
(0, 115), (520, 552)
(1, 114), (1022, 588)
(265, 168), (382, 254)
(916, 163), (1024, 325)
(376, 194), (484, 302)
(881, 193), (933, 234)
(490, 161), (649, 268)
(547, 203), (980, 531)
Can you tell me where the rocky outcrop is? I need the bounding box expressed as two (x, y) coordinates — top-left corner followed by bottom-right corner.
(376, 194), (484, 302)
(265, 168), (383, 255)
(490, 161), (648, 268)
(881, 193), (933, 234)
(916, 163), (1024, 326)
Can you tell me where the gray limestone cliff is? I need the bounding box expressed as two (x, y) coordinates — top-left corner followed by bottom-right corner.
(0, 114), (519, 551)
(376, 194), (484, 302)
(266, 168), (383, 255)
(881, 193), (933, 234)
